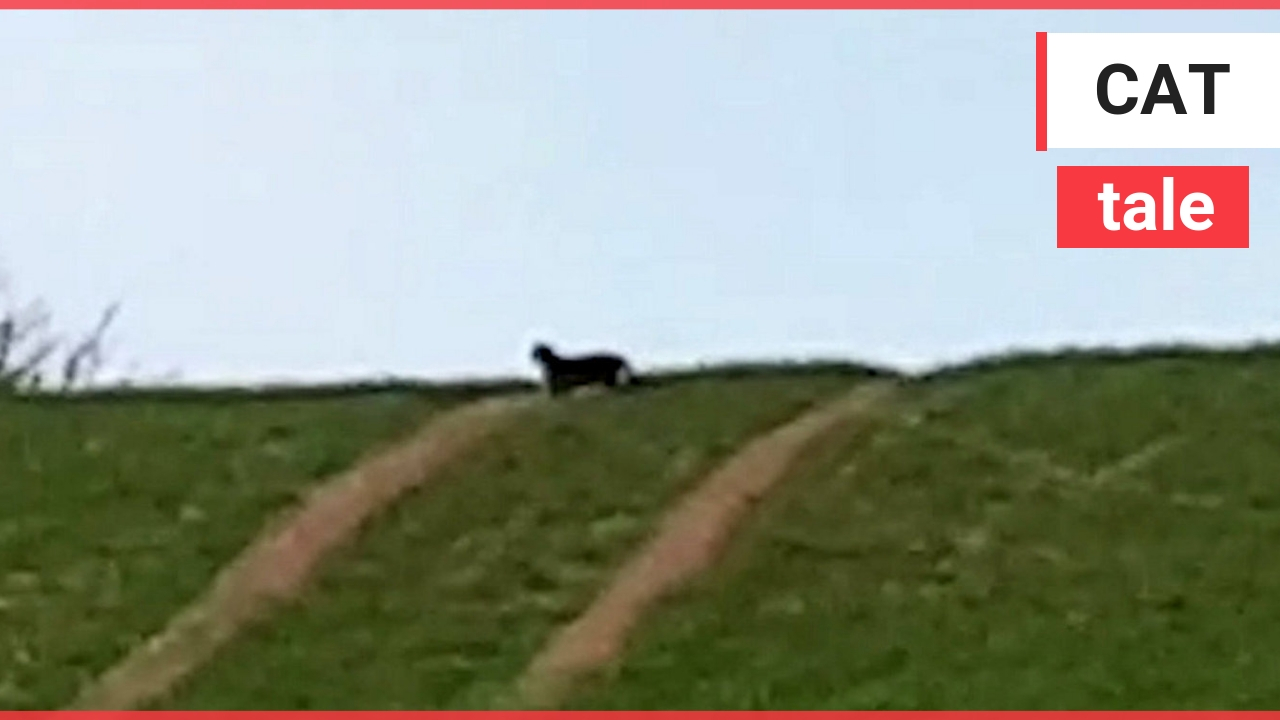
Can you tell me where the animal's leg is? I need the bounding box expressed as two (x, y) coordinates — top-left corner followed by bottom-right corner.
(614, 363), (634, 387)
(547, 376), (565, 396)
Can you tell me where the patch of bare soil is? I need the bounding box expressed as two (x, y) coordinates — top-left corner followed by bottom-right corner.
(70, 394), (536, 710)
(516, 381), (896, 708)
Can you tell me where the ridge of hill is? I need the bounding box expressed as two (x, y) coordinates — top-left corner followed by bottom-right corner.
(5, 347), (1280, 709)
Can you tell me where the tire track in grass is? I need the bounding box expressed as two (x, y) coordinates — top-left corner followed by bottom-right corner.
(515, 381), (896, 708)
(70, 394), (538, 710)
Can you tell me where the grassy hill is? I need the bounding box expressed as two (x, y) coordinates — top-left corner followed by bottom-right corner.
(156, 369), (877, 709)
(0, 382), (499, 708)
(572, 349), (1280, 709)
(5, 350), (1280, 709)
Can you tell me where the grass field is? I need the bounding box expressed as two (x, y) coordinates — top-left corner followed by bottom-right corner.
(157, 370), (875, 709)
(0, 384), (492, 709)
(569, 350), (1280, 709)
(7, 350), (1280, 709)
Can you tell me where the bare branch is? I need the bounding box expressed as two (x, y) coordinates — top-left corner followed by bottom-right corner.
(62, 302), (122, 390)
(0, 316), (14, 372)
(0, 277), (123, 394)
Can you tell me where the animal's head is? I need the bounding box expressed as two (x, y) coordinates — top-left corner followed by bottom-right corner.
(530, 343), (555, 364)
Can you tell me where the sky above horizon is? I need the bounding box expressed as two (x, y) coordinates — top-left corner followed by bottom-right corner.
(4, 10), (1280, 385)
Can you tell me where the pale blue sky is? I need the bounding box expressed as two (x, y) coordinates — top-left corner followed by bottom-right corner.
(3, 10), (1280, 384)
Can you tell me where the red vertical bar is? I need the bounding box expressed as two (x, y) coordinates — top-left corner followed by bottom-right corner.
(1036, 31), (1047, 152)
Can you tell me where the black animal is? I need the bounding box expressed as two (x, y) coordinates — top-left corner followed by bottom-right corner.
(531, 342), (636, 395)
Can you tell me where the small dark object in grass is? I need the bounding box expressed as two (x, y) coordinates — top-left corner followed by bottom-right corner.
(530, 342), (637, 396)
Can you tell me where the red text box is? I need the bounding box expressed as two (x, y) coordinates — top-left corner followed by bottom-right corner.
(1057, 165), (1249, 248)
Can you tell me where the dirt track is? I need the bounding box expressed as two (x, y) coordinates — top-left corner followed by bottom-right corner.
(515, 381), (896, 708)
(69, 394), (537, 711)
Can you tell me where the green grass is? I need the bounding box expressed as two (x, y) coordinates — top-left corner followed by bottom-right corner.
(570, 352), (1280, 709)
(15, 349), (1280, 710)
(0, 387), (468, 709)
(158, 370), (875, 709)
